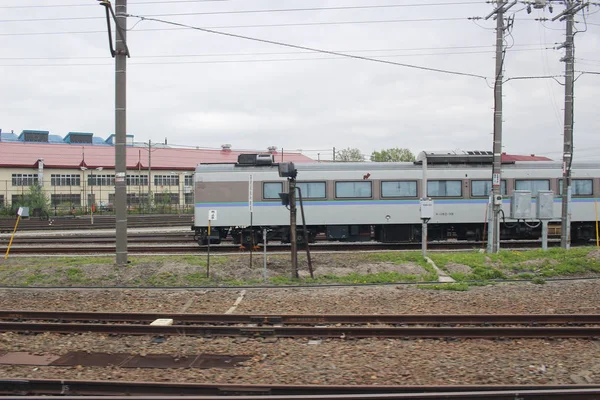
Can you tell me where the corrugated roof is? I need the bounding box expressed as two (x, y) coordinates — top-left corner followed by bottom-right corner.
(0, 142), (313, 170)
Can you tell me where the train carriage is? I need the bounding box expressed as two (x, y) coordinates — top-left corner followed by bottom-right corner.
(192, 153), (600, 246)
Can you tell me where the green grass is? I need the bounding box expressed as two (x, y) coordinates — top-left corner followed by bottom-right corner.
(430, 247), (600, 281)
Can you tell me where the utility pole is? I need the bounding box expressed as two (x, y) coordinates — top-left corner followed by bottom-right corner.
(485, 0), (516, 254)
(289, 178), (298, 278)
(114, 0), (128, 265)
(148, 139), (152, 210)
(553, 1), (586, 249)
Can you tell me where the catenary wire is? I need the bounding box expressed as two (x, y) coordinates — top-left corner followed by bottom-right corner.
(0, 0), (485, 9)
(126, 13), (490, 80)
(0, 2), (490, 22)
(0, 46), (552, 61)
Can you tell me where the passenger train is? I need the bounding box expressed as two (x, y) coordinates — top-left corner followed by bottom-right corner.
(192, 152), (599, 246)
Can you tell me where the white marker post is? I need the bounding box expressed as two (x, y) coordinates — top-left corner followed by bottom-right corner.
(207, 209), (217, 278)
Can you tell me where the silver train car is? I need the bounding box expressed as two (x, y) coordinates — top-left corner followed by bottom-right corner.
(192, 154), (600, 245)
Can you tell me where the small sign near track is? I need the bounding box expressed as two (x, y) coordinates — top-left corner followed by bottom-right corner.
(208, 210), (217, 221)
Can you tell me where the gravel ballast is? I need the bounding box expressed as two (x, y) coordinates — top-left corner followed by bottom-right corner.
(2, 280), (600, 385)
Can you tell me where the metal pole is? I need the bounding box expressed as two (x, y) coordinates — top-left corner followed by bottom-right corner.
(148, 139), (152, 212)
(332, 147), (336, 162)
(421, 155), (428, 258)
(114, 0), (128, 265)
(561, 4), (575, 250)
(263, 228), (267, 282)
(595, 199), (599, 248)
(541, 220), (549, 251)
(289, 178), (298, 278)
(296, 187), (313, 279)
(90, 171), (94, 225)
(489, 0), (505, 254)
(206, 220), (211, 279)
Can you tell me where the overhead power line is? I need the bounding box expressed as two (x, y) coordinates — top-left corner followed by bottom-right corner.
(0, 45), (551, 61)
(0, 0), (229, 8)
(125, 13), (489, 80)
(0, 0), (485, 10)
(0, 17), (469, 35)
(0, 2), (488, 22)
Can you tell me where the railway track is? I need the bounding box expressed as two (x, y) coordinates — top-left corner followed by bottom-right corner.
(0, 214), (193, 232)
(1, 239), (562, 255)
(2, 379), (600, 399)
(3, 310), (600, 325)
(1, 311), (600, 338)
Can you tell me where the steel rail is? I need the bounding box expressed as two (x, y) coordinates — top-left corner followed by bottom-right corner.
(1, 321), (600, 338)
(3, 240), (563, 255)
(1, 378), (600, 397)
(2, 311), (600, 326)
(1, 389), (600, 400)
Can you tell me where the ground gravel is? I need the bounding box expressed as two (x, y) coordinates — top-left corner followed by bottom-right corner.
(0, 334), (599, 385)
(2, 280), (600, 385)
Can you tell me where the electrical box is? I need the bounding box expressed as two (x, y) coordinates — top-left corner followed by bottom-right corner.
(536, 190), (555, 220)
(493, 194), (503, 206)
(420, 199), (434, 220)
(510, 190), (532, 219)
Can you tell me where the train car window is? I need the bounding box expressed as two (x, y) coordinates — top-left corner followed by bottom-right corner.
(559, 179), (593, 196)
(471, 180), (507, 197)
(427, 180), (462, 197)
(296, 182), (326, 199)
(515, 179), (550, 195)
(381, 181), (417, 198)
(263, 182), (283, 199)
(335, 181), (372, 198)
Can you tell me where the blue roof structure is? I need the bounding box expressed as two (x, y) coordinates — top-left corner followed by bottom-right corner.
(0, 128), (133, 146)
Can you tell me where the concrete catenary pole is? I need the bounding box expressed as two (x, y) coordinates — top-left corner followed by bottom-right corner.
(485, 0), (511, 254)
(115, 0), (128, 265)
(559, 2), (576, 250)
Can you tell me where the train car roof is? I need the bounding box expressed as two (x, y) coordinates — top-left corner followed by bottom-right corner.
(196, 161), (600, 172)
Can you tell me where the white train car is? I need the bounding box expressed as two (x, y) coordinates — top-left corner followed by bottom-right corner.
(193, 153), (600, 245)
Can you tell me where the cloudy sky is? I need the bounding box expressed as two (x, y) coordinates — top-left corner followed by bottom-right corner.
(1, 0), (599, 161)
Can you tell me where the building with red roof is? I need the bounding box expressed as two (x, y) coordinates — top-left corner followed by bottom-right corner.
(0, 129), (312, 211)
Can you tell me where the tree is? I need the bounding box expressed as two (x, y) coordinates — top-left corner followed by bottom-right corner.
(11, 184), (50, 215)
(370, 147), (416, 162)
(336, 147), (364, 162)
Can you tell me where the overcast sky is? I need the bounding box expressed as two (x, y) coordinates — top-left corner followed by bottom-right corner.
(1, 0), (599, 161)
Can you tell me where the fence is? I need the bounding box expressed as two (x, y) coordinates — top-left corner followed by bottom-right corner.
(0, 180), (194, 216)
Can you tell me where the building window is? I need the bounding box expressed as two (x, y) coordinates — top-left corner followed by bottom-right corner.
(12, 174), (39, 186)
(51, 194), (81, 206)
(559, 179), (593, 196)
(335, 181), (372, 198)
(184, 175), (194, 187)
(263, 182), (283, 199)
(184, 192), (194, 205)
(154, 175), (179, 186)
(515, 179), (550, 195)
(296, 182), (326, 199)
(471, 180), (507, 197)
(125, 175), (149, 186)
(381, 181), (417, 198)
(427, 180), (462, 197)
(89, 174), (115, 186)
(51, 174), (81, 187)
(154, 192), (179, 204)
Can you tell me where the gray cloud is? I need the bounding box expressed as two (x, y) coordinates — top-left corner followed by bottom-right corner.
(1, 0), (599, 161)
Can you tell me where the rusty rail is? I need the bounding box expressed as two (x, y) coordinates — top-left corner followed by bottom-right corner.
(1, 378), (600, 398)
(1, 321), (600, 338)
(2, 311), (600, 326)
